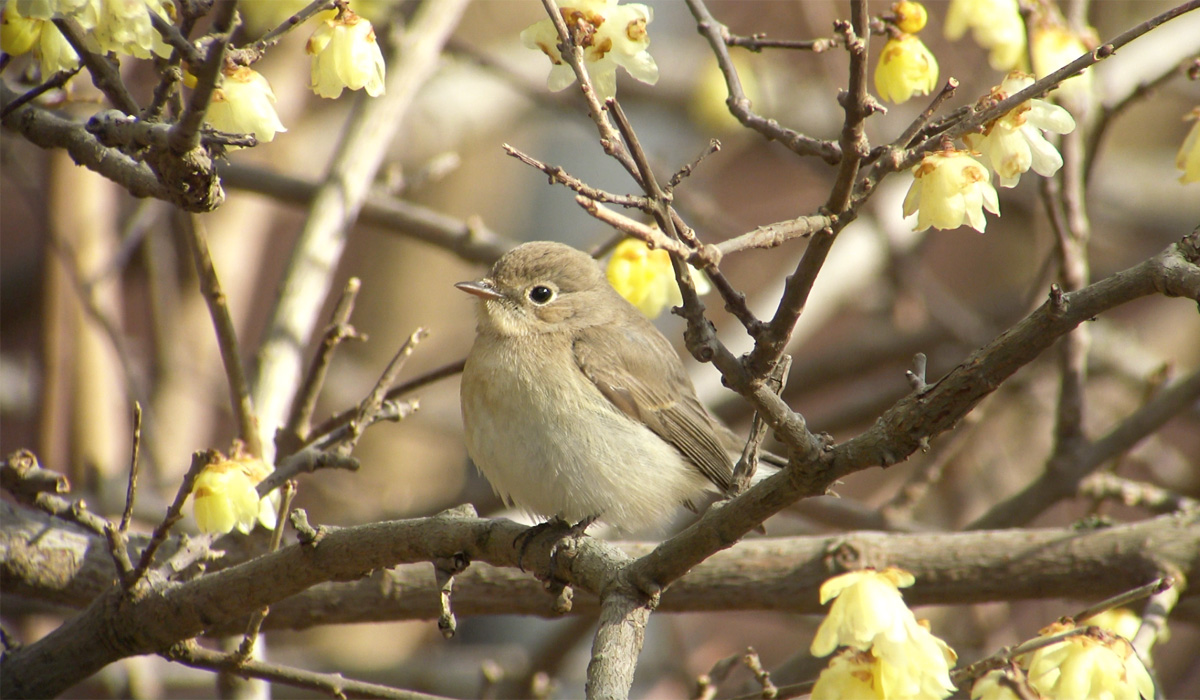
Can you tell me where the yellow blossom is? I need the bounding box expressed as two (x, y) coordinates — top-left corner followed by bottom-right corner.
(964, 72), (1076, 187)
(1086, 608), (1145, 642)
(1025, 624), (1156, 700)
(903, 149), (999, 232)
(306, 7), (387, 99)
(1, 3), (41, 55)
(521, 0), (659, 102)
(1176, 108), (1200, 185)
(944, 0), (1026, 71)
(192, 455), (277, 535)
(875, 33), (938, 104)
(606, 238), (710, 318)
(811, 650), (879, 700)
(893, 0), (927, 34)
(93, 0), (173, 59)
(205, 66), (287, 143)
(812, 567), (918, 656)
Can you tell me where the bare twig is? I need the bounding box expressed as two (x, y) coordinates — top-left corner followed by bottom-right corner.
(170, 0), (238, 153)
(166, 640), (452, 700)
(280, 277), (365, 453)
(130, 450), (218, 587)
(726, 33), (838, 53)
(1079, 472), (1200, 514)
(51, 16), (139, 114)
(183, 215), (263, 459)
(0, 66), (81, 119)
(503, 144), (652, 211)
(233, 481), (298, 662)
(685, 0), (841, 162)
(338, 328), (430, 455)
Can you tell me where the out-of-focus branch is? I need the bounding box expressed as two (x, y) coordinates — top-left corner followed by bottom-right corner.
(968, 364), (1200, 530)
(182, 215), (263, 458)
(251, 0), (470, 461)
(218, 163), (512, 264)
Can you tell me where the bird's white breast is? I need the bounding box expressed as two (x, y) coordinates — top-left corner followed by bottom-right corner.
(461, 332), (712, 533)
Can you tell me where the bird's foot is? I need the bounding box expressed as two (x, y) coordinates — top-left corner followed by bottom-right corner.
(514, 515), (597, 573)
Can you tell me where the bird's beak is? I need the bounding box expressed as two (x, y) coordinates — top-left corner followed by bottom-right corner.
(455, 279), (504, 301)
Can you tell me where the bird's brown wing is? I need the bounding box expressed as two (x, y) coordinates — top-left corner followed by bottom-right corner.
(572, 322), (734, 493)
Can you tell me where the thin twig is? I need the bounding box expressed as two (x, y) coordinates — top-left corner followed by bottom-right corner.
(166, 640), (452, 700)
(130, 450), (218, 587)
(338, 328), (430, 455)
(0, 67), (81, 119)
(170, 0), (238, 153)
(303, 359), (465, 450)
(725, 33), (838, 52)
(280, 277), (365, 454)
(233, 481), (298, 662)
(119, 402), (142, 533)
(503, 144), (652, 212)
(685, 0), (841, 163)
(183, 214), (263, 459)
(1073, 577), (1173, 627)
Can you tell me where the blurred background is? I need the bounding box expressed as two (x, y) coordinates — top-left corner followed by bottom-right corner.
(2, 0), (1198, 696)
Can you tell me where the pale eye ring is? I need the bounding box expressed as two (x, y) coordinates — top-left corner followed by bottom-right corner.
(528, 285), (554, 304)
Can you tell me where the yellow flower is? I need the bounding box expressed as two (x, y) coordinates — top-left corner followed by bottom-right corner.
(875, 33), (938, 104)
(811, 568), (956, 699)
(93, 0), (173, 59)
(606, 238), (710, 318)
(970, 669), (1026, 700)
(812, 567), (918, 656)
(893, 0), (928, 34)
(192, 455), (277, 535)
(964, 72), (1076, 187)
(520, 0), (659, 102)
(306, 7), (387, 99)
(1025, 624), (1156, 700)
(1086, 608), (1145, 642)
(903, 150), (999, 232)
(1, 3), (41, 55)
(811, 650), (879, 700)
(944, 0), (1026, 72)
(1176, 108), (1200, 185)
(1031, 22), (1094, 106)
(205, 66), (287, 144)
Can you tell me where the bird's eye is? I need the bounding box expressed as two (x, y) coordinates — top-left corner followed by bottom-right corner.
(528, 285), (555, 304)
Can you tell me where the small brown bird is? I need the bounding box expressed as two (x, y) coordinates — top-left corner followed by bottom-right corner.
(457, 241), (737, 532)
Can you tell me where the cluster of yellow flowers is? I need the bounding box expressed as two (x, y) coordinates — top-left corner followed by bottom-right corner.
(875, 1), (939, 105)
(1, 0), (387, 148)
(810, 568), (957, 700)
(1, 0), (174, 77)
(972, 616), (1156, 700)
(208, 5), (386, 144)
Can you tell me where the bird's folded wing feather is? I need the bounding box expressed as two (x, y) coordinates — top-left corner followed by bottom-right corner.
(572, 324), (734, 493)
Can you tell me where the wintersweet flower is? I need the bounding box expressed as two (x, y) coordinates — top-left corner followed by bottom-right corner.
(1031, 22), (1094, 105)
(93, 0), (173, 59)
(1176, 108), (1200, 184)
(893, 0), (928, 34)
(903, 149), (1000, 232)
(606, 237), (710, 318)
(811, 567), (957, 700)
(944, 0), (1026, 71)
(811, 650), (879, 700)
(1, 1), (80, 76)
(875, 33), (938, 104)
(306, 7), (387, 99)
(192, 455), (278, 535)
(964, 72), (1076, 187)
(1025, 624), (1156, 700)
(812, 567), (918, 655)
(521, 0), (659, 102)
(1086, 608), (1146, 642)
(204, 66), (287, 143)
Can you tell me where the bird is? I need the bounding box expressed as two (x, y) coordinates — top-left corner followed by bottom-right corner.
(457, 240), (740, 534)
